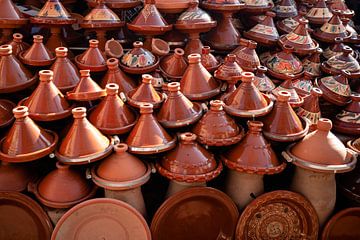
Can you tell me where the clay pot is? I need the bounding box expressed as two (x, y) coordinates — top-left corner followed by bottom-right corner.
(0, 99), (15, 128)
(323, 37), (354, 60)
(273, 0), (298, 19)
(292, 72), (314, 96)
(214, 54), (243, 83)
(19, 35), (55, 67)
(157, 82), (203, 128)
(242, 0), (272, 14)
(104, 38), (123, 59)
(341, 17), (360, 44)
(261, 91), (308, 142)
(222, 121), (286, 209)
(0, 44), (36, 94)
(55, 107), (113, 165)
(155, 0), (190, 13)
(272, 76), (304, 108)
(296, 87), (323, 131)
(159, 48), (188, 81)
(8, 33), (29, 57)
(276, 10), (308, 34)
(89, 83), (138, 135)
(151, 38), (170, 57)
(50, 47), (80, 93)
(328, 0), (354, 18)
(180, 53), (221, 101)
(333, 93), (360, 135)
(150, 69), (164, 91)
(0, 161), (33, 192)
(200, 46), (221, 73)
(156, 132), (222, 196)
(125, 103), (176, 154)
(231, 38), (260, 72)
(253, 66), (275, 93)
(305, 0), (332, 26)
(302, 47), (323, 78)
(67, 70), (106, 101)
(0, 106), (58, 162)
(75, 39), (107, 72)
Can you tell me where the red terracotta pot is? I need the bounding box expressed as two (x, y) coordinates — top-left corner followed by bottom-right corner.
(333, 93), (360, 135)
(296, 87), (322, 131)
(0, 161), (34, 192)
(75, 39), (107, 72)
(8, 33), (30, 57)
(200, 46), (221, 73)
(19, 35), (55, 67)
(159, 48), (188, 80)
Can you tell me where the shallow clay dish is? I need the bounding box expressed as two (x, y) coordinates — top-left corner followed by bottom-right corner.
(151, 187), (239, 240)
(51, 198), (151, 240)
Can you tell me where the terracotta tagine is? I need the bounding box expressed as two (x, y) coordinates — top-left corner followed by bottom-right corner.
(120, 41), (159, 75)
(90, 143), (151, 217)
(316, 70), (352, 106)
(306, 0), (333, 26)
(157, 82), (203, 129)
(75, 39), (107, 72)
(8, 33), (29, 57)
(0, 44), (36, 94)
(126, 103), (176, 154)
(175, 0), (217, 56)
(282, 118), (357, 226)
(214, 54), (243, 92)
(20, 70), (73, 122)
(323, 37), (353, 60)
(0, 161), (34, 192)
(242, 0), (272, 14)
(200, 46), (221, 73)
(192, 100), (244, 146)
(156, 132), (222, 196)
(222, 121), (286, 209)
(89, 83), (137, 135)
(253, 66), (275, 93)
(276, 10), (308, 34)
(155, 0), (190, 13)
(67, 70), (106, 101)
(222, 72), (273, 118)
(55, 107), (113, 165)
(0, 99), (15, 128)
(149, 69), (164, 91)
(180, 53), (221, 101)
(261, 91), (308, 142)
(151, 38), (170, 57)
(272, 76), (304, 107)
(273, 0), (298, 19)
(86, 0), (142, 9)
(292, 71), (315, 97)
(159, 48), (188, 81)
(333, 93), (360, 135)
(296, 87), (322, 131)
(104, 38), (123, 59)
(19, 35), (55, 67)
(243, 11), (279, 47)
(50, 47), (80, 93)
(231, 39), (260, 72)
(0, 106), (58, 162)
(302, 47), (323, 78)
(328, 0), (354, 18)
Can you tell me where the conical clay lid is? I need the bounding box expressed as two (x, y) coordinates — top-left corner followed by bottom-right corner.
(8, 33), (30, 57)
(0, 0), (28, 25)
(75, 39), (107, 72)
(253, 66), (275, 93)
(273, 0), (298, 19)
(81, 1), (123, 28)
(306, 0), (332, 25)
(333, 93), (360, 135)
(19, 35), (55, 67)
(0, 99), (15, 128)
(302, 48), (322, 77)
(296, 87), (322, 130)
(214, 54), (243, 82)
(159, 48), (188, 79)
(31, 0), (76, 25)
(201, 46), (221, 73)
(272, 76), (304, 108)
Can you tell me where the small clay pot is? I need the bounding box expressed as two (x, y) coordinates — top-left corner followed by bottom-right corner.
(19, 35), (55, 67)
(231, 39), (260, 72)
(292, 72), (314, 96)
(296, 87), (322, 131)
(0, 161), (34, 192)
(306, 0), (333, 26)
(276, 10), (308, 34)
(151, 38), (170, 57)
(8, 33), (30, 57)
(214, 54), (243, 83)
(253, 66), (275, 93)
(323, 37), (354, 60)
(200, 46), (221, 73)
(104, 38), (124, 59)
(272, 76), (304, 108)
(302, 47), (323, 78)
(159, 48), (188, 81)
(75, 39), (107, 72)
(273, 0), (298, 19)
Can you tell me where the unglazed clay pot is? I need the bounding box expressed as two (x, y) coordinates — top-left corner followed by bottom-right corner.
(272, 76), (304, 108)
(0, 99), (15, 128)
(231, 39), (260, 72)
(253, 66), (275, 93)
(282, 118), (357, 226)
(222, 121), (286, 209)
(273, 0), (297, 19)
(296, 87), (322, 131)
(156, 132), (222, 197)
(0, 161), (33, 192)
(75, 39), (107, 72)
(89, 83), (138, 135)
(200, 46), (221, 73)
(328, 0), (354, 18)
(8, 33), (29, 57)
(159, 48), (188, 81)
(90, 143), (151, 217)
(306, 0), (332, 26)
(333, 93), (360, 135)
(302, 47), (323, 78)
(19, 35), (55, 67)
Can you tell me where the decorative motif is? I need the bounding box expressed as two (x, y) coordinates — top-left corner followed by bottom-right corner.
(303, 60), (321, 76)
(141, 4), (156, 23)
(274, 5), (297, 13)
(306, 8), (332, 20)
(336, 111), (360, 124)
(326, 57), (360, 72)
(320, 23), (347, 34)
(296, 108), (320, 125)
(320, 76), (351, 97)
(37, 1), (71, 18)
(244, 0), (268, 6)
(266, 55), (302, 74)
(292, 78), (313, 94)
(250, 24), (278, 36)
(178, 7), (211, 22)
(281, 17), (299, 31)
(84, 9), (120, 21)
(253, 76), (275, 92)
(285, 32), (314, 45)
(121, 51), (155, 68)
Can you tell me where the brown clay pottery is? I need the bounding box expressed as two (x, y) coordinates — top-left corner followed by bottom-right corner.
(0, 106), (58, 162)
(51, 198), (151, 240)
(261, 91), (308, 142)
(67, 70), (106, 101)
(242, 0), (272, 14)
(272, 76), (304, 108)
(341, 17), (360, 44)
(55, 107), (113, 165)
(200, 46), (221, 73)
(273, 0), (298, 19)
(125, 103), (176, 155)
(0, 44), (36, 94)
(157, 82), (203, 129)
(323, 37), (353, 60)
(19, 35), (55, 67)
(0, 192), (52, 240)
(180, 53), (221, 101)
(8, 33), (29, 57)
(292, 71), (315, 96)
(75, 39), (107, 72)
(316, 70), (352, 106)
(231, 39), (260, 72)
(151, 38), (170, 57)
(0, 99), (15, 128)
(104, 38), (123, 59)
(155, 0), (190, 14)
(243, 11), (279, 47)
(159, 48), (188, 81)
(87, 0), (142, 9)
(0, 161), (33, 192)
(192, 100), (244, 146)
(306, 0), (333, 26)
(50, 47), (80, 93)
(253, 66), (275, 93)
(333, 93), (360, 135)
(302, 47), (323, 78)
(150, 69), (164, 91)
(126, 74), (164, 109)
(328, 0), (355, 18)
(20, 70), (73, 121)
(235, 190), (319, 240)
(276, 10), (308, 34)
(214, 54), (242, 92)
(120, 41), (159, 75)
(89, 83), (137, 135)
(222, 72), (273, 118)
(151, 187), (238, 240)
(296, 87), (323, 131)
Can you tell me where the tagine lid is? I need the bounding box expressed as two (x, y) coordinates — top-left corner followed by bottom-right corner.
(333, 93), (360, 135)
(253, 66), (275, 92)
(0, 192), (52, 240)
(8, 33), (30, 57)
(19, 35), (55, 67)
(306, 0), (333, 25)
(151, 187), (239, 240)
(0, 99), (15, 128)
(201, 46), (221, 73)
(155, 0), (190, 14)
(52, 198), (151, 240)
(232, 39), (260, 72)
(235, 190), (319, 240)
(276, 10), (308, 34)
(272, 77), (304, 108)
(273, 0), (298, 19)
(214, 54), (243, 82)
(159, 48), (188, 79)
(302, 47), (323, 77)
(75, 39), (107, 72)
(88, 0), (142, 9)
(31, 0), (76, 25)
(296, 88), (322, 128)
(0, 161), (34, 191)
(242, 0), (272, 13)
(201, 0), (244, 11)
(0, 0), (28, 26)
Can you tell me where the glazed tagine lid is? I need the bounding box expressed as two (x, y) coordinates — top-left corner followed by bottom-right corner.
(67, 70), (106, 101)
(316, 70), (352, 106)
(222, 72), (273, 118)
(276, 10), (308, 34)
(125, 103), (176, 155)
(214, 54), (243, 82)
(243, 11), (279, 47)
(19, 35), (55, 66)
(201, 46), (221, 73)
(91, 143), (151, 190)
(0, 192), (52, 240)
(29, 161), (96, 209)
(192, 100), (244, 146)
(127, 0), (172, 35)
(296, 87), (322, 130)
(261, 91), (308, 142)
(159, 48), (188, 80)
(31, 0), (76, 25)
(333, 93), (360, 135)
(75, 39), (107, 72)
(0, 99), (15, 128)
(0, 0), (28, 27)
(89, 83), (137, 135)
(253, 66), (275, 93)
(155, 0), (190, 14)
(235, 190), (319, 240)
(157, 82), (203, 129)
(323, 37), (353, 60)
(52, 198), (151, 240)
(180, 53), (221, 101)
(273, 0), (298, 19)
(272, 76), (304, 108)
(151, 187), (238, 240)
(157, 132), (222, 182)
(302, 47), (323, 77)
(120, 41), (159, 74)
(231, 39), (260, 72)
(0, 106), (58, 163)
(306, 0), (333, 25)
(55, 107), (113, 165)
(283, 118), (357, 173)
(242, 0), (272, 13)
(50, 47), (80, 93)
(264, 44), (303, 80)
(222, 121), (286, 174)
(8, 33), (30, 57)
(292, 71), (314, 96)
(328, 0), (355, 17)
(0, 161), (33, 191)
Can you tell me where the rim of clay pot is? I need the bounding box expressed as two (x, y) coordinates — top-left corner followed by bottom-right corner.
(242, 2), (273, 13)
(278, 35), (319, 55)
(158, 102), (203, 128)
(0, 72), (37, 94)
(66, 89), (106, 101)
(18, 51), (56, 67)
(174, 21), (217, 33)
(182, 83), (222, 101)
(243, 31), (278, 47)
(119, 55), (160, 75)
(31, 14), (77, 25)
(197, 127), (245, 147)
(347, 139), (360, 154)
(314, 77), (352, 106)
(272, 88), (305, 108)
(127, 23), (173, 36)
(313, 28), (351, 43)
(267, 64), (304, 80)
(263, 117), (310, 142)
(333, 114), (360, 135)
(126, 90), (165, 109)
(152, 38), (170, 56)
(0, 99), (16, 128)
(156, 1), (190, 14)
(201, 1), (245, 11)
(127, 137), (177, 155)
(74, 55), (107, 72)
(320, 61), (360, 79)
(105, 38), (124, 58)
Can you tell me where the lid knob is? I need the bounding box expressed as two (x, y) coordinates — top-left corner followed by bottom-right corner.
(72, 107), (87, 118)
